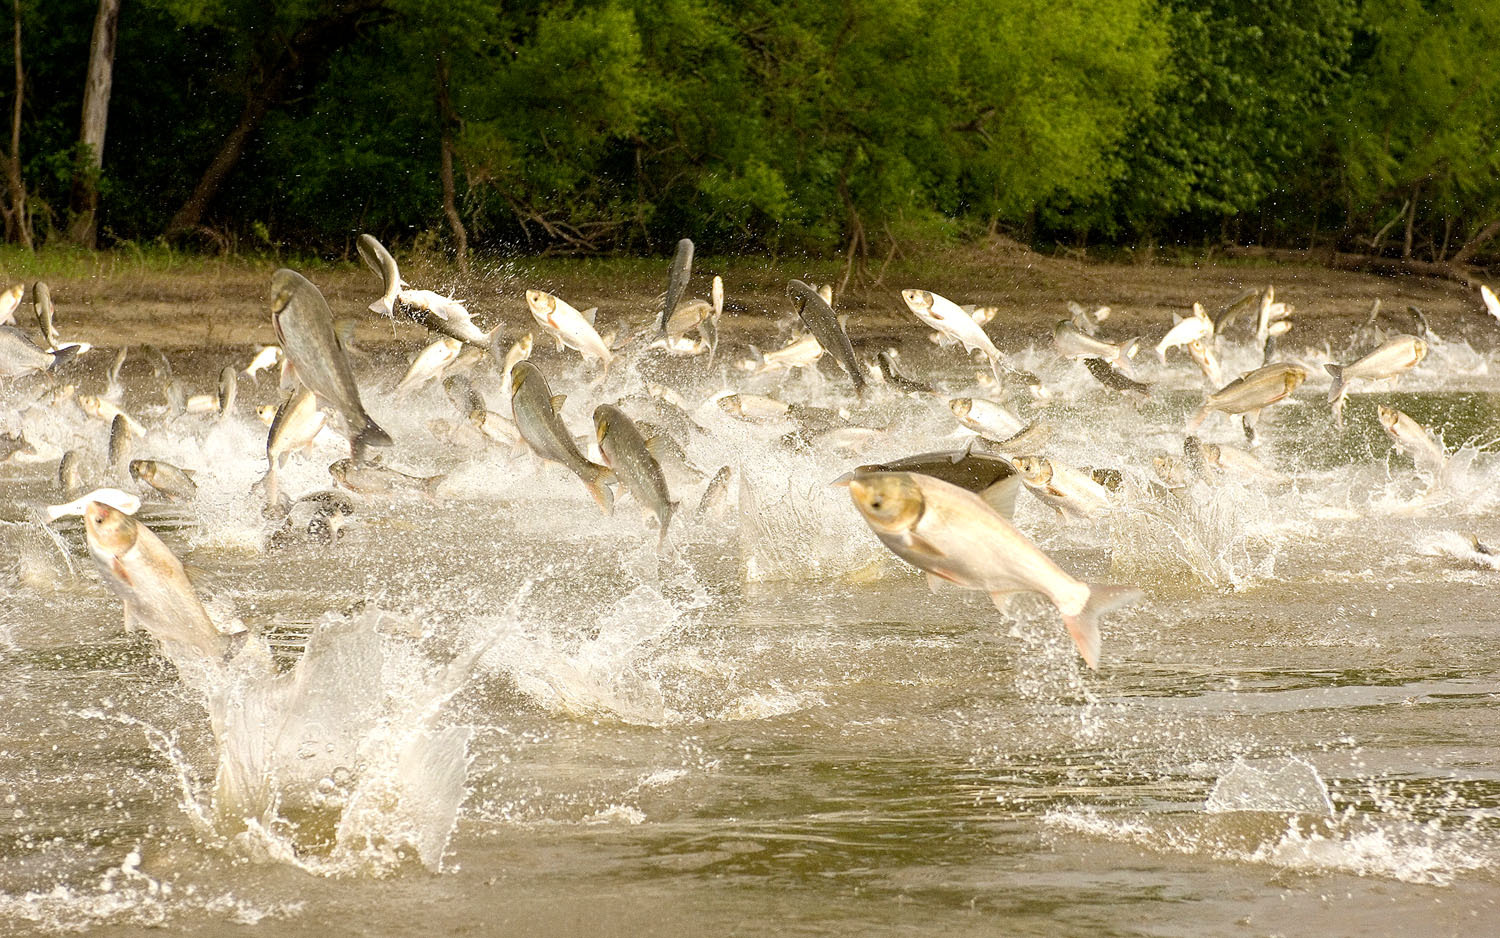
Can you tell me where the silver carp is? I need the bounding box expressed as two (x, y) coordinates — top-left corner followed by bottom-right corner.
(594, 404), (676, 543)
(510, 361), (614, 512)
(787, 279), (864, 392)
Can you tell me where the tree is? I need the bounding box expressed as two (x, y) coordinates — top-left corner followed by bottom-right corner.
(64, 0), (119, 248)
(3, 0), (30, 248)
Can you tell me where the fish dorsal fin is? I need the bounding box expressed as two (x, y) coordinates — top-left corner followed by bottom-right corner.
(581, 307), (598, 325)
(1172, 312), (1183, 325)
(551, 394), (566, 412)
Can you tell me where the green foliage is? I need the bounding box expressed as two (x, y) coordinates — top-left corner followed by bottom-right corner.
(2, 0), (1497, 261)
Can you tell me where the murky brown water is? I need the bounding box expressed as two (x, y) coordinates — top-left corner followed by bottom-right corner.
(2, 292), (1498, 936)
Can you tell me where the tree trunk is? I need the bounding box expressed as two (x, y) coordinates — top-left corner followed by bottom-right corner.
(1223, 244), (1480, 289)
(435, 49), (467, 273)
(165, 1), (385, 236)
(4, 0), (31, 249)
(66, 0), (121, 249)
(1450, 218), (1500, 265)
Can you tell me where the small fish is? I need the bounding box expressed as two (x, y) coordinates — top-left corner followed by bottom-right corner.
(82, 501), (233, 660)
(1183, 436), (1283, 482)
(787, 279), (864, 392)
(0, 429), (34, 463)
(0, 283), (24, 325)
(32, 282), (60, 350)
(1066, 301), (1110, 335)
(1213, 287), (1262, 332)
(1189, 363), (1307, 434)
(267, 389), (326, 469)
(105, 347), (127, 402)
(526, 290), (613, 370)
(696, 465), (733, 518)
(744, 333), (823, 373)
(396, 337), (463, 396)
(499, 332), (534, 389)
(950, 398), (1024, 442)
(57, 450), (83, 495)
(718, 393), (789, 422)
(1010, 455), (1111, 523)
(78, 394), (146, 436)
(1377, 404), (1448, 481)
(48, 487), (140, 521)
(184, 392), (217, 414)
(510, 361), (614, 512)
(1053, 321), (1138, 366)
(107, 414), (131, 468)
(218, 366), (238, 418)
(129, 459), (198, 502)
(877, 349), (934, 393)
(656, 238), (694, 335)
(243, 345), (282, 382)
(1155, 304), (1214, 363)
(1482, 284), (1500, 323)
(847, 471), (1142, 668)
(664, 298), (714, 338)
(328, 458), (444, 497)
(901, 289), (1007, 385)
(1186, 338), (1225, 387)
(1083, 357), (1150, 396)
(271, 268), (392, 454)
(357, 233), (408, 318)
(444, 374), (487, 421)
(1326, 335), (1426, 427)
(595, 404), (677, 544)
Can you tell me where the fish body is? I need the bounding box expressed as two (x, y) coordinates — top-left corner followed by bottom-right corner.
(877, 349), (934, 393)
(1053, 321), (1137, 366)
(0, 325), (78, 378)
(901, 289), (1006, 383)
(0, 283), (24, 325)
(746, 333), (823, 373)
(82, 501), (230, 660)
(1155, 305), (1213, 362)
(525, 290), (613, 369)
(328, 458), (443, 497)
(49, 487), (140, 520)
(510, 361), (614, 512)
(1083, 357), (1150, 396)
(847, 472), (1141, 668)
(1189, 363), (1307, 431)
(950, 397), (1023, 441)
(396, 289), (493, 346)
(78, 394), (145, 436)
(1186, 339), (1225, 387)
(664, 298), (713, 337)
(1011, 455), (1110, 522)
(1377, 404), (1448, 479)
(1482, 284), (1500, 323)
(396, 337), (463, 396)
(243, 345), (282, 382)
(0, 429), (34, 463)
(130, 459), (198, 501)
(32, 282), (60, 349)
(270, 268), (391, 453)
(718, 393), (789, 422)
(357, 233), (407, 317)
(696, 465), (733, 518)
(57, 450), (83, 495)
(656, 238), (694, 335)
(594, 404), (676, 543)
(1326, 335), (1426, 426)
(847, 447), (1020, 520)
(107, 414), (131, 468)
(787, 279), (864, 392)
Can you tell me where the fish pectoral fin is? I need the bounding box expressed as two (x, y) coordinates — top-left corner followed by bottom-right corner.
(121, 607), (138, 633)
(581, 307), (598, 326)
(510, 437), (530, 459)
(989, 590), (1024, 613)
(903, 533), (947, 562)
(110, 557), (133, 587)
(550, 394), (567, 412)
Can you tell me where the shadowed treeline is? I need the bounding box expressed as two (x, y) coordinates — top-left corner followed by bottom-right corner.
(5, 0), (1499, 275)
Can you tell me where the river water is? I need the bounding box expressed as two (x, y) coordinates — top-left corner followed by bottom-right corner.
(1, 305), (1497, 936)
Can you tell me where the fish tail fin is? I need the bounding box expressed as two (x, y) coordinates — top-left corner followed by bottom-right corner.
(1122, 337), (1143, 361)
(988, 354), (1006, 390)
(582, 464), (614, 515)
(48, 344), (81, 371)
(1324, 363), (1347, 404)
(1061, 584), (1144, 669)
(352, 420), (393, 461)
(368, 297), (394, 318)
(1186, 404), (1211, 432)
(423, 473), (447, 499)
(658, 500), (679, 546)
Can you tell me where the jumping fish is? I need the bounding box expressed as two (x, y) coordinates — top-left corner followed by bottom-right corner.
(0, 283), (23, 325)
(656, 238), (694, 335)
(743, 333), (823, 373)
(841, 447), (1021, 520)
(901, 289), (1007, 386)
(243, 345), (282, 382)
(950, 398), (1024, 442)
(1482, 284), (1500, 323)
(129, 459), (198, 502)
(218, 366), (238, 419)
(82, 501), (234, 661)
(1155, 303), (1213, 363)
(1377, 404), (1449, 482)
(1053, 321), (1138, 366)
(396, 337), (463, 396)
(526, 289), (613, 371)
(328, 458), (444, 498)
(48, 487), (140, 521)
(1083, 357), (1150, 396)
(1010, 455), (1111, 523)
(787, 279), (864, 392)
(1326, 335), (1426, 427)
(107, 414), (130, 469)
(877, 349), (934, 394)
(594, 404), (676, 544)
(357, 233), (408, 318)
(510, 361), (614, 512)
(1186, 338), (1225, 387)
(270, 268), (391, 453)
(0, 326), (79, 378)
(846, 471), (1142, 668)
(1188, 363), (1307, 436)
(32, 282), (60, 350)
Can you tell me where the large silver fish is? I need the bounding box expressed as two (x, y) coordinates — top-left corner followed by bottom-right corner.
(1326, 335), (1426, 426)
(510, 361), (613, 512)
(270, 268), (391, 454)
(356, 232), (407, 317)
(82, 501), (234, 661)
(656, 238), (694, 335)
(847, 471), (1142, 668)
(1189, 363), (1307, 433)
(842, 447), (1020, 520)
(594, 404), (676, 544)
(787, 279), (864, 392)
(0, 325), (78, 378)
